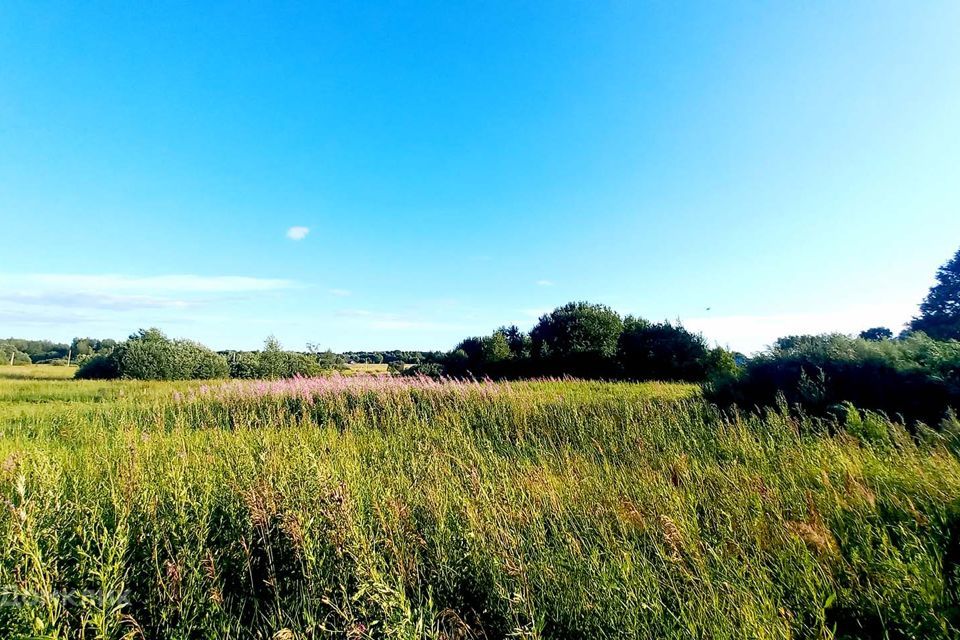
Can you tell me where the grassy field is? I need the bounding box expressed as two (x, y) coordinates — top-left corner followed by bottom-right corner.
(1, 374), (959, 639)
(346, 363), (391, 375)
(0, 364), (78, 380)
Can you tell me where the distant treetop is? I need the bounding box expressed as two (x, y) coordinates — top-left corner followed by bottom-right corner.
(911, 247), (960, 341)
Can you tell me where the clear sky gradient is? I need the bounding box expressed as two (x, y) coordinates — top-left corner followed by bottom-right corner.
(2, 1), (958, 353)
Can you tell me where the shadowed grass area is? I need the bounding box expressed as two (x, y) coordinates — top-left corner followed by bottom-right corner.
(0, 376), (958, 638)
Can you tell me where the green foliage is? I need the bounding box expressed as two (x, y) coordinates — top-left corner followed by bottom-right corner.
(2, 336), (116, 366)
(443, 304), (738, 383)
(705, 346), (741, 383)
(618, 317), (712, 381)
(530, 301), (624, 376)
(340, 350), (441, 365)
(444, 337), (484, 376)
(309, 344), (347, 370)
(481, 331), (512, 364)
(70, 336), (117, 358)
(443, 328), (532, 378)
(227, 337), (329, 379)
(403, 361), (445, 377)
(74, 354), (119, 379)
(0, 338), (69, 363)
(445, 348), (470, 373)
(859, 326), (893, 341)
(912, 246), (960, 340)
(386, 360), (406, 374)
(498, 325), (531, 359)
(76, 328), (229, 380)
(710, 332), (960, 425)
(0, 345), (32, 366)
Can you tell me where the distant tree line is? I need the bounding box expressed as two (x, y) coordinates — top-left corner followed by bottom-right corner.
(76, 330), (347, 380)
(708, 331), (960, 426)
(220, 337), (347, 379)
(339, 350), (443, 365)
(0, 337), (117, 366)
(19, 246), (960, 424)
(418, 301), (740, 383)
(710, 247), (960, 426)
(402, 246), (960, 426)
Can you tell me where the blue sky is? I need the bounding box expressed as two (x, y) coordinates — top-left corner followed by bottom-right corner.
(2, 1), (958, 353)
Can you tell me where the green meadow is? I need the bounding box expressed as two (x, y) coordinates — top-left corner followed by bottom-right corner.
(1, 368), (959, 638)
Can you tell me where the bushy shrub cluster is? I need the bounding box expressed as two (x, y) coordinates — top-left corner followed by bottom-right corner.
(708, 332), (960, 425)
(77, 329), (229, 380)
(226, 337), (329, 379)
(0, 345), (32, 365)
(76, 331), (345, 381)
(441, 302), (735, 382)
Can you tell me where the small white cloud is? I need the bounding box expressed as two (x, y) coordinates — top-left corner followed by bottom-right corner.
(286, 226), (310, 240)
(535, 279), (554, 287)
(328, 288), (352, 297)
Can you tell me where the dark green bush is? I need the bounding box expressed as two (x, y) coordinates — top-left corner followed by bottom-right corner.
(403, 362), (446, 377)
(442, 303), (730, 382)
(709, 333), (960, 426)
(618, 318), (713, 382)
(75, 354), (120, 379)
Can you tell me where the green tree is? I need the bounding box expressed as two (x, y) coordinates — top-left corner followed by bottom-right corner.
(71, 338), (95, 357)
(705, 346), (741, 383)
(0, 345), (31, 365)
(911, 247), (960, 341)
(482, 331), (512, 364)
(859, 327), (893, 341)
(617, 318), (711, 381)
(530, 302), (623, 376)
(497, 325), (531, 358)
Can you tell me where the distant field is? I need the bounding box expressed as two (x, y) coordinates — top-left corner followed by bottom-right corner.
(0, 363), (78, 380)
(0, 375), (958, 638)
(345, 362), (389, 374)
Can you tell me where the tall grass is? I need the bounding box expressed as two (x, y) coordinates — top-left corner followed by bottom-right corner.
(1, 376), (959, 638)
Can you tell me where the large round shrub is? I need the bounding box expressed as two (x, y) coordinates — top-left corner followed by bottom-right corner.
(75, 354), (120, 379)
(530, 302), (623, 377)
(618, 318), (710, 381)
(76, 328), (229, 380)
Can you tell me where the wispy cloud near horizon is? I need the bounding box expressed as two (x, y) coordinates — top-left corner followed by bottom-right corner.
(0, 273), (302, 337)
(0, 273), (297, 294)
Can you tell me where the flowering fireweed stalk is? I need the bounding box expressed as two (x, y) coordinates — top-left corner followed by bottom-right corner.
(1, 374), (960, 638)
